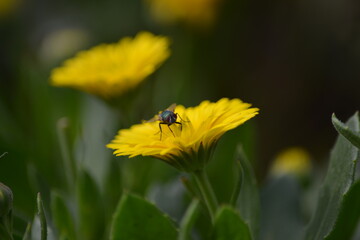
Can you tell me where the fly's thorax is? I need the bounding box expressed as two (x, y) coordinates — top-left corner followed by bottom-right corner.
(160, 110), (177, 123)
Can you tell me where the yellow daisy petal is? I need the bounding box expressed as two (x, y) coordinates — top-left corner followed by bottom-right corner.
(107, 98), (259, 172)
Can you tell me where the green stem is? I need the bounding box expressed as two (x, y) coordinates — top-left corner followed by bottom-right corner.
(180, 177), (203, 202)
(192, 170), (218, 223)
(179, 199), (200, 240)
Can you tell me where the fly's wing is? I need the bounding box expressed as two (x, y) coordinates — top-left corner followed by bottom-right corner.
(142, 104), (176, 123)
(143, 115), (159, 123)
(166, 103), (177, 112)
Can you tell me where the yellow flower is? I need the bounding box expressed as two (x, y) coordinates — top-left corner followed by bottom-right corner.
(107, 98), (259, 172)
(146, 0), (221, 28)
(270, 147), (312, 178)
(50, 31), (170, 99)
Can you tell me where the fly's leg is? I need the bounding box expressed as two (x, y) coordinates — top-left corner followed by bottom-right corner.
(159, 122), (174, 140)
(176, 113), (184, 122)
(175, 122), (182, 131)
(176, 113), (190, 122)
(167, 124), (175, 137)
(159, 122), (178, 140)
(159, 122), (163, 140)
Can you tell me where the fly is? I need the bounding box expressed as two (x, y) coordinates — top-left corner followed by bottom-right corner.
(146, 104), (184, 140)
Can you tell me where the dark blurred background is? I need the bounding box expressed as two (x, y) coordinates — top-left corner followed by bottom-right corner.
(1, 0), (360, 215)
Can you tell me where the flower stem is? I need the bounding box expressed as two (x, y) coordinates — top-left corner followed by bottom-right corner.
(192, 169), (218, 223)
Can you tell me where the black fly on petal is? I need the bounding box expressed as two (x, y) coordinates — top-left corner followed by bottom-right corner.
(146, 104), (184, 140)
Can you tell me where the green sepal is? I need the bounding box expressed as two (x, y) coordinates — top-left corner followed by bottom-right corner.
(76, 169), (105, 240)
(332, 113), (360, 149)
(305, 112), (360, 240)
(211, 206), (252, 240)
(110, 193), (178, 240)
(159, 142), (217, 173)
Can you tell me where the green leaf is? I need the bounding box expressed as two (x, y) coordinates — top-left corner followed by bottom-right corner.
(230, 159), (243, 206)
(50, 191), (76, 240)
(30, 216), (55, 240)
(325, 180), (360, 240)
(0, 224), (13, 240)
(76, 170), (105, 240)
(179, 199), (200, 240)
(235, 146), (259, 239)
(37, 193), (47, 240)
(332, 113), (360, 149)
(56, 117), (77, 190)
(211, 206), (252, 240)
(305, 112), (360, 240)
(103, 158), (122, 217)
(110, 193), (178, 240)
(22, 223), (31, 240)
(209, 128), (243, 204)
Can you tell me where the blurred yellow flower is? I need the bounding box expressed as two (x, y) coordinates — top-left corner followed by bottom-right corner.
(107, 98), (259, 172)
(0, 0), (20, 18)
(50, 31), (170, 99)
(270, 147), (312, 177)
(146, 0), (221, 28)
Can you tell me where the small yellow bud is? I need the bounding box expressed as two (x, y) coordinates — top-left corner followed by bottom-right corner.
(270, 147), (312, 178)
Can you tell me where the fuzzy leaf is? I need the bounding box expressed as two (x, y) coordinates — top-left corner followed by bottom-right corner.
(332, 113), (360, 149)
(211, 206), (252, 240)
(324, 180), (360, 240)
(305, 112), (360, 240)
(110, 193), (177, 240)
